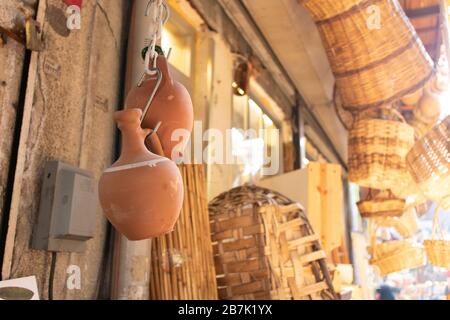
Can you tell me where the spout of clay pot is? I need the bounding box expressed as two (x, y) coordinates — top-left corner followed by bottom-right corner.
(114, 108), (142, 123)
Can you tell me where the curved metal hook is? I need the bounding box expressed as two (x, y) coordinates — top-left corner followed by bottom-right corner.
(145, 0), (156, 17)
(145, 0), (170, 24)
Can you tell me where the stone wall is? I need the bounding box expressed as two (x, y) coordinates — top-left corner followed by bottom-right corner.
(0, 0), (130, 300)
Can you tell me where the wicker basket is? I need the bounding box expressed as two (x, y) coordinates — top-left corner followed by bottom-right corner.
(357, 189), (405, 218)
(406, 116), (450, 210)
(300, 0), (434, 111)
(370, 245), (425, 276)
(424, 207), (450, 269)
(373, 207), (419, 238)
(209, 185), (337, 300)
(348, 114), (415, 189)
(425, 241), (450, 269)
(368, 221), (425, 276)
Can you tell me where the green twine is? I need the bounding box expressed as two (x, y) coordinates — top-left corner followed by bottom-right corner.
(141, 45), (165, 60)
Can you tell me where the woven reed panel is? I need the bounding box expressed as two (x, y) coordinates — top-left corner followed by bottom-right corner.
(209, 185), (337, 300)
(149, 165), (218, 300)
(300, 0), (434, 111)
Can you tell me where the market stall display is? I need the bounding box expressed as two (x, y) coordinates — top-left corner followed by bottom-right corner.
(209, 185), (337, 300)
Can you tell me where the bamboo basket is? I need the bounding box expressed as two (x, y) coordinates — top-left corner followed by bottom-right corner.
(149, 165), (218, 300)
(368, 223), (425, 276)
(406, 116), (450, 210)
(300, 0), (434, 111)
(370, 245), (425, 276)
(357, 189), (405, 218)
(209, 185), (337, 300)
(424, 207), (450, 269)
(348, 114), (415, 190)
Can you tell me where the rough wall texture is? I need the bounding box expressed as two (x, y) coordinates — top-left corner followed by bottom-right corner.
(2, 0), (130, 299)
(0, 0), (29, 239)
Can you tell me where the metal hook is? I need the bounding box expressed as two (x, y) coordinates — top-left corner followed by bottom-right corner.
(145, 0), (170, 23)
(145, 0), (155, 17)
(141, 67), (163, 124)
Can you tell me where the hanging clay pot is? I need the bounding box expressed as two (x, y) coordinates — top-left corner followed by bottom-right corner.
(125, 55), (193, 160)
(98, 108), (184, 240)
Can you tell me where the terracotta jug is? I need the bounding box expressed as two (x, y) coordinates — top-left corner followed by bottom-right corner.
(98, 108), (184, 240)
(125, 55), (193, 160)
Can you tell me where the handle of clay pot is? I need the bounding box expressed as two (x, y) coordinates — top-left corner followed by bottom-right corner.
(145, 131), (165, 157)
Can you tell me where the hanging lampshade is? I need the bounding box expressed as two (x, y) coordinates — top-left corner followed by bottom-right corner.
(300, 0), (434, 111)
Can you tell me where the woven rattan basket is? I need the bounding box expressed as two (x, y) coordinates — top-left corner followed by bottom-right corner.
(300, 0), (433, 111)
(349, 114), (415, 189)
(424, 207), (450, 268)
(357, 189), (405, 218)
(209, 185), (337, 300)
(370, 245), (425, 276)
(425, 240), (450, 268)
(368, 222), (425, 276)
(373, 208), (419, 238)
(406, 116), (450, 210)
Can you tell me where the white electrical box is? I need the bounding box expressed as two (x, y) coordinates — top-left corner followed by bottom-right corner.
(32, 161), (97, 252)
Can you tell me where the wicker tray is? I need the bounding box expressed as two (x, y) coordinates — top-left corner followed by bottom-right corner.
(300, 0), (433, 111)
(406, 116), (450, 210)
(349, 114), (415, 190)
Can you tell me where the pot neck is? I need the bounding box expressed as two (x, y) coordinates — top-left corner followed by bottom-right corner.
(118, 127), (150, 161)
